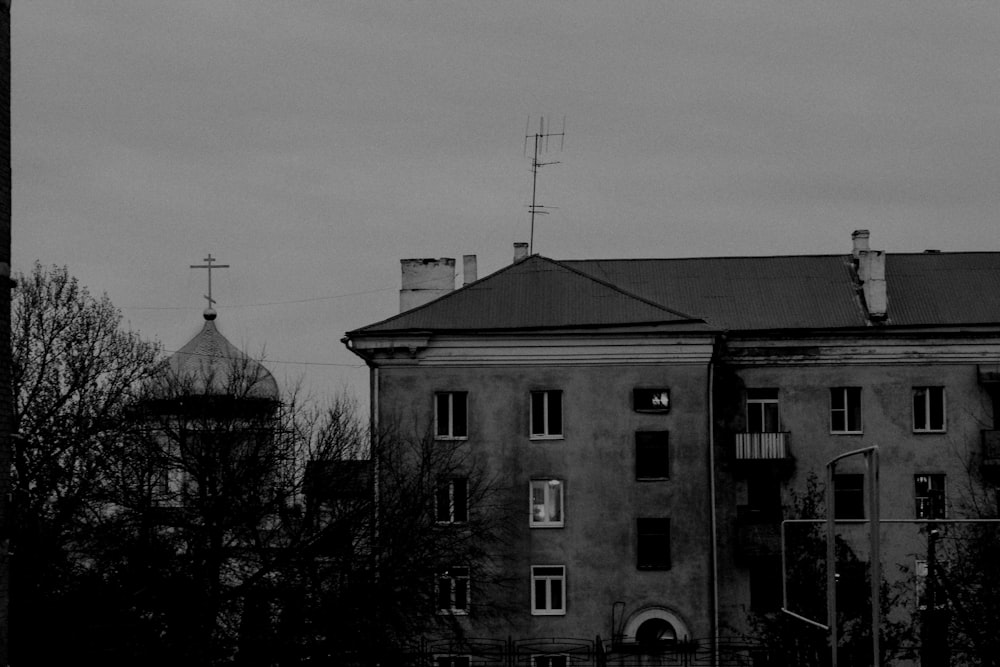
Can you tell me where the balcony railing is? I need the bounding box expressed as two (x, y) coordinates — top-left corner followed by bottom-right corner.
(734, 432), (790, 460)
(983, 430), (1000, 467)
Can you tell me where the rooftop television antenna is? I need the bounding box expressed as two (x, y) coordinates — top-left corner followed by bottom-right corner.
(524, 115), (565, 254)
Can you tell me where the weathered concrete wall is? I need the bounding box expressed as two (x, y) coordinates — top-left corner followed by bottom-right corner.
(377, 360), (714, 642)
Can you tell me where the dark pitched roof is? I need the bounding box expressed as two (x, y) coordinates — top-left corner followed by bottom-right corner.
(352, 255), (707, 334)
(350, 251), (1000, 335)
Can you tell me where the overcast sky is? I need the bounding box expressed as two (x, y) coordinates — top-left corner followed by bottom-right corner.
(11, 2), (1000, 401)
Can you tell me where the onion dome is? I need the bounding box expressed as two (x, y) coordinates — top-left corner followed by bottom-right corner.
(162, 308), (279, 401)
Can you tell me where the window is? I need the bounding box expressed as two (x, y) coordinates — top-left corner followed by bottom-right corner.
(530, 479), (564, 527)
(533, 657), (569, 667)
(436, 566), (469, 615)
(435, 392), (468, 439)
(435, 478), (468, 523)
(635, 431), (669, 480)
(914, 559), (928, 610)
(531, 565), (566, 615)
(915, 474), (946, 519)
(530, 390), (563, 438)
(913, 387), (946, 432)
(834, 474), (865, 519)
(636, 518), (671, 570)
(747, 388), (780, 433)
(435, 657), (471, 667)
(634, 388), (670, 413)
(830, 387), (862, 433)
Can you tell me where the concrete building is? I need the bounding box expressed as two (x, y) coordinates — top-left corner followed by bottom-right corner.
(343, 231), (1000, 664)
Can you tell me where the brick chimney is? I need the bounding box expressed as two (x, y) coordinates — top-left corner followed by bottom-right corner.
(462, 254), (477, 286)
(852, 229), (870, 259)
(852, 230), (886, 320)
(399, 258), (455, 313)
(513, 242), (529, 263)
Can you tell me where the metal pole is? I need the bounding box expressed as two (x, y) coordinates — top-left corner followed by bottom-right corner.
(868, 450), (881, 667)
(826, 461), (838, 667)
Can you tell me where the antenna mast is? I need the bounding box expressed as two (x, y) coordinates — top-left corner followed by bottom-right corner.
(524, 116), (565, 255)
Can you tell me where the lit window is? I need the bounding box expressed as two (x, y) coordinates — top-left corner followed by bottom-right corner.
(747, 388), (780, 433)
(530, 479), (564, 527)
(834, 474), (865, 519)
(636, 518), (671, 570)
(915, 474), (946, 519)
(435, 392), (468, 439)
(913, 387), (946, 432)
(635, 431), (669, 480)
(830, 387), (862, 433)
(531, 565), (566, 615)
(435, 478), (468, 523)
(634, 388), (670, 413)
(530, 390), (563, 438)
(436, 566), (470, 615)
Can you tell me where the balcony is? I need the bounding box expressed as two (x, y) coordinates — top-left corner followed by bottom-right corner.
(982, 430), (1000, 469)
(733, 432), (794, 475)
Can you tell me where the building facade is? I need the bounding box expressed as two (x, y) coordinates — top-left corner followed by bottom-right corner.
(344, 231), (1000, 665)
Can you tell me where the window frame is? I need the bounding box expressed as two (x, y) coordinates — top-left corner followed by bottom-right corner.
(636, 517), (672, 571)
(435, 477), (469, 524)
(633, 387), (671, 413)
(830, 387), (863, 434)
(530, 565), (566, 616)
(533, 656), (570, 667)
(913, 386), (946, 433)
(915, 473), (946, 519)
(746, 388), (780, 433)
(530, 390), (564, 440)
(635, 431), (669, 480)
(434, 391), (468, 440)
(530, 479), (564, 528)
(436, 566), (470, 615)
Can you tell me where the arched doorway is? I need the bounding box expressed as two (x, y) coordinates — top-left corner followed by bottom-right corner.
(623, 607), (690, 652)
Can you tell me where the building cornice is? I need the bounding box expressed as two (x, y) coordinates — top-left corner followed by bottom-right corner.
(725, 334), (1000, 366)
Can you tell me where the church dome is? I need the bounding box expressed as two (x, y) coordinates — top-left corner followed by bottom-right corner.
(162, 310), (279, 401)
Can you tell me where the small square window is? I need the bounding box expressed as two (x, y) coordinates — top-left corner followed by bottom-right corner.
(636, 518), (671, 570)
(834, 474), (865, 520)
(435, 392), (468, 439)
(530, 479), (564, 527)
(830, 387), (862, 433)
(436, 566), (470, 615)
(915, 474), (946, 519)
(913, 387), (946, 432)
(435, 478), (468, 523)
(531, 565), (566, 615)
(530, 390), (563, 438)
(635, 431), (669, 480)
(634, 388), (670, 413)
(747, 388), (780, 433)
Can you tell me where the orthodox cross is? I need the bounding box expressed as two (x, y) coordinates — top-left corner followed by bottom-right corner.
(190, 253), (230, 310)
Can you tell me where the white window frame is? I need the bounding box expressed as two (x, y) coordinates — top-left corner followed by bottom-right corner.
(436, 566), (470, 615)
(435, 477), (468, 524)
(746, 388), (780, 433)
(830, 387), (863, 434)
(530, 565), (566, 616)
(435, 391), (468, 440)
(913, 386), (946, 433)
(530, 390), (563, 439)
(530, 479), (564, 528)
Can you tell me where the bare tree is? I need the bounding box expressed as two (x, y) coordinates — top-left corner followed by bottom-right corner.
(9, 262), (163, 663)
